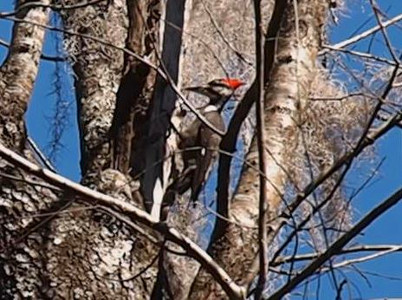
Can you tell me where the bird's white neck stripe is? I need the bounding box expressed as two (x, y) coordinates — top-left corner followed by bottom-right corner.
(203, 105), (218, 113)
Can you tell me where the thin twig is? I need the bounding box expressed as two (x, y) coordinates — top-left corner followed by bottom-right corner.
(0, 0), (106, 17)
(369, 1), (399, 63)
(320, 13), (402, 55)
(0, 37), (65, 62)
(309, 92), (370, 101)
(27, 137), (57, 172)
(274, 244), (402, 266)
(0, 170), (60, 191)
(328, 247), (400, 270)
(201, 0), (253, 66)
(322, 45), (396, 66)
(254, 0), (268, 297)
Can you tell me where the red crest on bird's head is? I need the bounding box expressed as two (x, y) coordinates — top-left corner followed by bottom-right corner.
(222, 78), (244, 90)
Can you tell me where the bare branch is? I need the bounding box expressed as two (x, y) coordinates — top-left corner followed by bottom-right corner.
(26, 137), (57, 172)
(254, 0), (268, 297)
(323, 45), (396, 66)
(0, 142), (246, 300)
(0, 36), (66, 62)
(329, 247), (401, 270)
(369, 0), (399, 62)
(274, 244), (402, 266)
(267, 187), (402, 300)
(201, 0), (253, 66)
(0, 0), (106, 17)
(1, 15), (225, 136)
(320, 13), (402, 55)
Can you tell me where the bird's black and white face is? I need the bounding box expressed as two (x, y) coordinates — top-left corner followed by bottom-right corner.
(207, 78), (238, 99)
(185, 78), (244, 108)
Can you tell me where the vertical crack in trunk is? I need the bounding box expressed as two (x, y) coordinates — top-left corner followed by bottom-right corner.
(111, 0), (160, 177)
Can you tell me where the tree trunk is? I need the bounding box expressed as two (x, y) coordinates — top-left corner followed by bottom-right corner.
(0, 0), (50, 150)
(40, 0), (161, 298)
(0, 0), (53, 297)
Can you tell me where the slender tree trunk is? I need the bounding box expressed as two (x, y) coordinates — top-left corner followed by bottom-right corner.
(159, 0), (264, 298)
(58, 0), (128, 181)
(0, 0), (50, 150)
(0, 0), (53, 297)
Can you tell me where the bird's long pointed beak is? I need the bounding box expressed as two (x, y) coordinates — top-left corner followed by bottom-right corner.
(184, 86), (208, 92)
(184, 86), (211, 98)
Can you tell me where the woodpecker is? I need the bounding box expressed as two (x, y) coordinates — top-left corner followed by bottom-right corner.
(177, 78), (244, 204)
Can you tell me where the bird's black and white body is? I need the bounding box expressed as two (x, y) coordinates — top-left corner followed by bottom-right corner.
(179, 103), (225, 202)
(174, 78), (244, 204)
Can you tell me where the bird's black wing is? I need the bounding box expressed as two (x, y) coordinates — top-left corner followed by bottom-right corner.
(190, 110), (225, 203)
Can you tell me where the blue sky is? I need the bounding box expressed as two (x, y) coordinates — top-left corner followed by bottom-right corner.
(0, 1), (401, 299)
(309, 1), (402, 298)
(0, 4), (80, 180)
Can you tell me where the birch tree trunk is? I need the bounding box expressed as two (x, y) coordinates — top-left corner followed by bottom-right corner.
(0, 0), (53, 296)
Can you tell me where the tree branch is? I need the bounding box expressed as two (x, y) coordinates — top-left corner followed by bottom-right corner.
(0, 38), (65, 62)
(267, 187), (402, 300)
(0, 142), (246, 300)
(320, 13), (402, 55)
(0, 0), (106, 17)
(1, 15), (225, 136)
(273, 244), (402, 266)
(254, 0), (268, 298)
